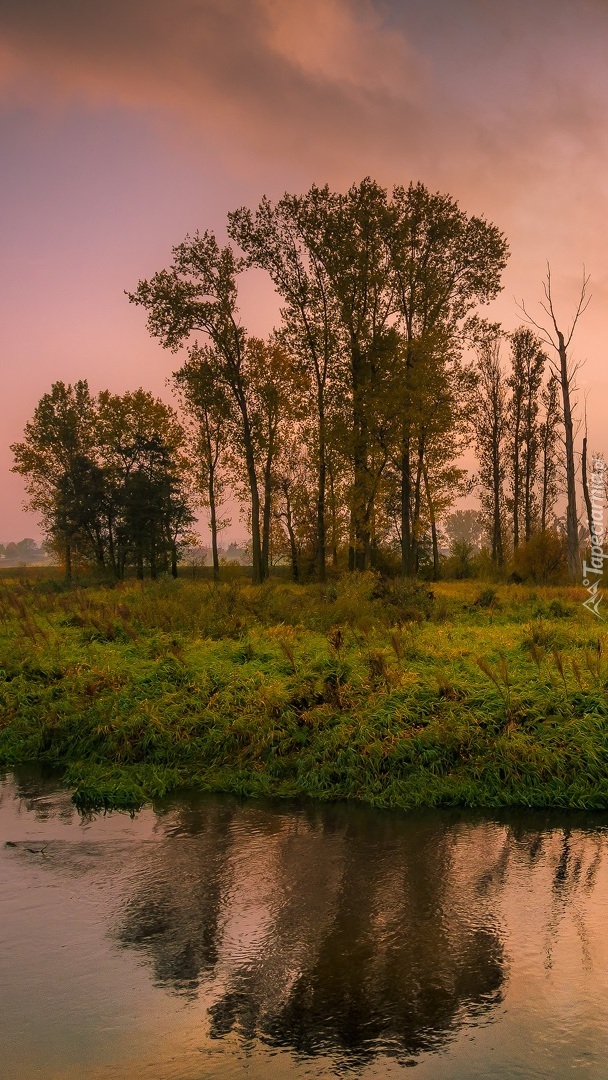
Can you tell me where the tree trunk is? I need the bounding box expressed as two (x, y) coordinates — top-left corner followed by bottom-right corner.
(327, 456), (339, 568)
(208, 466), (220, 582)
(247, 455), (263, 584)
(283, 492), (299, 581)
(351, 345), (369, 572)
(523, 390), (534, 542)
(348, 510), (356, 572)
(411, 432), (425, 574)
(492, 437), (503, 567)
(117, 542), (125, 581)
(422, 464), (439, 581)
(316, 404), (327, 582)
(238, 406), (263, 583)
(401, 430), (412, 575)
(557, 329), (580, 578)
(540, 426), (550, 533)
(523, 445), (533, 542)
(65, 541), (72, 583)
(171, 544), (178, 578)
(261, 445), (273, 580)
(352, 426), (368, 571)
(107, 514), (119, 579)
(512, 407), (521, 549)
(582, 436), (594, 543)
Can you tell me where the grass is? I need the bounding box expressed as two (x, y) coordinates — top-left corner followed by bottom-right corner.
(1, 571), (607, 812)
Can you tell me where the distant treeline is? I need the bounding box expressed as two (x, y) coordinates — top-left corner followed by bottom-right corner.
(12, 178), (593, 583)
(0, 539), (49, 566)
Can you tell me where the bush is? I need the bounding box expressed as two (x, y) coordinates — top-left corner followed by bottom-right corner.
(444, 539), (476, 579)
(473, 586), (499, 610)
(371, 576), (435, 621)
(511, 531), (568, 585)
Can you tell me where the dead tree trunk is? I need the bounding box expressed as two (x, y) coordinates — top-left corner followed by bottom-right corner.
(519, 267), (589, 580)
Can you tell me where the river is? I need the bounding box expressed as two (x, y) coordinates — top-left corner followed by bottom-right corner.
(1, 769), (607, 1078)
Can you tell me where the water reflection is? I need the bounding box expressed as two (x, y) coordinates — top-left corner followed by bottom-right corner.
(3, 772), (608, 1079)
(114, 802), (506, 1066)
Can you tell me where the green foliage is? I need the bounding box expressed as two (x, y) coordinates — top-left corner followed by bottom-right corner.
(11, 384), (194, 581)
(1, 577), (606, 813)
(1, 574), (604, 812)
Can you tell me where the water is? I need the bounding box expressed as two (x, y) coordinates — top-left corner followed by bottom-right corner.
(1, 770), (608, 1079)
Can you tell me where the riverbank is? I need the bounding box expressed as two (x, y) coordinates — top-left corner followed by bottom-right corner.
(1, 574), (607, 810)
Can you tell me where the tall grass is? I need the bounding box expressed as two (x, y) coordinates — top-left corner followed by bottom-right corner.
(1, 574), (606, 811)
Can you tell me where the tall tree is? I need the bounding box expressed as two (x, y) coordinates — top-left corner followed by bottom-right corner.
(538, 375), (562, 533)
(506, 327), (547, 546)
(228, 195), (341, 582)
(172, 345), (232, 581)
(389, 182), (508, 574)
(13, 384), (193, 582)
(245, 336), (303, 580)
(292, 179), (399, 571)
(520, 268), (590, 578)
(128, 232), (266, 583)
(472, 334), (509, 567)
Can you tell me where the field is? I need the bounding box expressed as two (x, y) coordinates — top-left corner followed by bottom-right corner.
(1, 571), (607, 811)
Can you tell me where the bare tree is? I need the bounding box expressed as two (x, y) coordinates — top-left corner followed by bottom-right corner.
(518, 266), (590, 579)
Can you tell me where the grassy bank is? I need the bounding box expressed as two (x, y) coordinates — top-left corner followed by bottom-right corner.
(1, 573), (607, 811)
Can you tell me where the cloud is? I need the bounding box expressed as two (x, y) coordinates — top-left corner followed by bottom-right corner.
(1, 0), (607, 206)
(0, 0), (435, 172)
(3, 0), (608, 536)
(2, 0), (608, 262)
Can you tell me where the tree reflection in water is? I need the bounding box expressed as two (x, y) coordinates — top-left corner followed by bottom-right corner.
(5, 773), (608, 1075)
(114, 800), (507, 1067)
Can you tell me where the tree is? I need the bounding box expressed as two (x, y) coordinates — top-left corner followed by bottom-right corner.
(245, 336), (304, 580)
(229, 194), (341, 582)
(118, 434), (193, 580)
(389, 182), (508, 574)
(291, 179), (399, 572)
(13, 384), (194, 581)
(472, 333), (509, 567)
(443, 510), (486, 550)
(506, 328), (547, 546)
(273, 423), (321, 581)
(539, 375), (561, 532)
(11, 381), (99, 580)
(96, 389), (192, 579)
(173, 345), (232, 581)
(128, 232), (266, 583)
(131, 179), (508, 583)
(519, 267), (590, 578)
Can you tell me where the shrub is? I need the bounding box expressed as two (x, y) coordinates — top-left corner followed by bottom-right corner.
(511, 530), (568, 585)
(371, 576), (435, 622)
(473, 587), (499, 610)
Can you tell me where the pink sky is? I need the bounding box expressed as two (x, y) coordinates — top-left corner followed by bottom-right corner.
(1, 0), (608, 542)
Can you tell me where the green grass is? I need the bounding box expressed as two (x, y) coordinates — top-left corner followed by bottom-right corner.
(1, 572), (607, 811)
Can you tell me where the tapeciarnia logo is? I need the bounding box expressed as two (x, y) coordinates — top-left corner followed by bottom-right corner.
(582, 455), (606, 619)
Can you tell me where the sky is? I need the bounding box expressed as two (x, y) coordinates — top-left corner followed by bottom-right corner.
(1, 0), (608, 542)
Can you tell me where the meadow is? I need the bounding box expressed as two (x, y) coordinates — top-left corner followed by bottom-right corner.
(1, 570), (607, 811)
